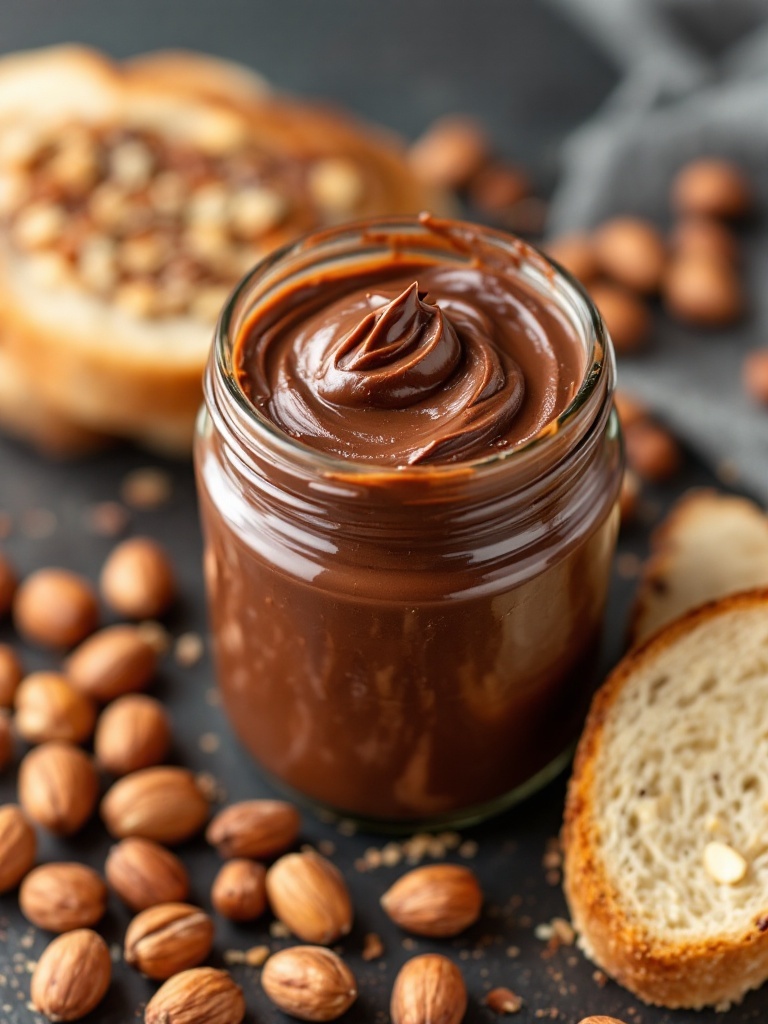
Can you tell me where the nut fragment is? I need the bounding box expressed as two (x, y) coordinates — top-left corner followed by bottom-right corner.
(0, 643), (21, 707)
(95, 694), (171, 775)
(67, 624), (158, 702)
(381, 863), (483, 937)
(0, 553), (17, 616)
(20, 862), (107, 932)
(0, 804), (36, 892)
(390, 953), (467, 1024)
(409, 115), (490, 190)
(485, 987), (523, 1014)
(593, 217), (666, 294)
(266, 850), (353, 945)
(262, 946), (358, 1022)
(206, 799), (300, 859)
(100, 537), (176, 619)
(704, 840), (748, 885)
(671, 158), (753, 219)
(31, 929), (111, 1022)
(308, 159), (364, 215)
(125, 902), (214, 980)
(211, 859), (267, 922)
(18, 741), (98, 835)
(14, 671), (96, 745)
(663, 254), (744, 326)
(144, 967), (246, 1024)
(13, 568), (99, 648)
(101, 766), (209, 844)
(106, 837), (190, 911)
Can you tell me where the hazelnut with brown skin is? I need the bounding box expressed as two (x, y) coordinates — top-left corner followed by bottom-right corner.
(469, 163), (530, 215)
(545, 234), (600, 286)
(624, 420), (682, 483)
(671, 158), (754, 220)
(100, 537), (176, 620)
(593, 217), (666, 294)
(670, 218), (739, 265)
(663, 254), (744, 327)
(211, 859), (268, 922)
(13, 568), (99, 648)
(0, 644), (23, 708)
(408, 115), (490, 191)
(589, 281), (651, 355)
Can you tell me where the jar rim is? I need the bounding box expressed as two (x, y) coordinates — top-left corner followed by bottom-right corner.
(213, 215), (612, 480)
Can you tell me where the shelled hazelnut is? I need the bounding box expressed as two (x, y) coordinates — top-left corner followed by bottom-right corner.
(589, 281), (651, 355)
(0, 644), (22, 707)
(106, 837), (190, 911)
(66, 624), (158, 701)
(100, 537), (176, 619)
(94, 694), (171, 775)
(13, 567), (99, 648)
(14, 671), (97, 745)
(672, 158), (754, 220)
(593, 216), (666, 294)
(18, 741), (99, 835)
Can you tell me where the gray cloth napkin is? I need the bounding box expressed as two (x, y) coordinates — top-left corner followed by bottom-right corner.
(545, 0), (768, 502)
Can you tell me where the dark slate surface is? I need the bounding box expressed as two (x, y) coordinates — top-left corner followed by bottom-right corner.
(0, 2), (762, 1022)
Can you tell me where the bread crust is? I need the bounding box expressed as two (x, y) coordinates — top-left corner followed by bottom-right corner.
(0, 46), (442, 452)
(628, 489), (768, 646)
(564, 590), (768, 1009)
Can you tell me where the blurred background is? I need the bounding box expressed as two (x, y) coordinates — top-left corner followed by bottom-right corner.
(0, 0), (616, 188)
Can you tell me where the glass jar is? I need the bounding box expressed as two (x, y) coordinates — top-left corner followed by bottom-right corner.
(195, 218), (623, 829)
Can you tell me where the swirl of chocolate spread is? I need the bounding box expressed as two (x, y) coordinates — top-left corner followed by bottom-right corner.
(235, 248), (584, 466)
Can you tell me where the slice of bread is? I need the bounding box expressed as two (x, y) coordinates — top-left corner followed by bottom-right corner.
(0, 46), (442, 453)
(630, 489), (768, 645)
(563, 590), (768, 1010)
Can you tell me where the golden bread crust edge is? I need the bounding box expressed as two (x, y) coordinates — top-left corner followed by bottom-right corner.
(563, 589), (768, 1009)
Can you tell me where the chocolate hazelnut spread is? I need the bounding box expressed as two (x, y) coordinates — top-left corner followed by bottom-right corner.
(234, 259), (584, 464)
(196, 218), (623, 825)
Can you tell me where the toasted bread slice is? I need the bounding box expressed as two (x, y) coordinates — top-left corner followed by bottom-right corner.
(630, 489), (768, 645)
(563, 590), (768, 1009)
(0, 46), (441, 452)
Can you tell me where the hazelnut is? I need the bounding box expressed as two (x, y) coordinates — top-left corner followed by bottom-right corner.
(13, 568), (99, 649)
(144, 968), (245, 1024)
(266, 850), (353, 945)
(408, 115), (490, 190)
(670, 217), (739, 265)
(66, 624), (158, 702)
(0, 804), (36, 892)
(100, 537), (176, 619)
(14, 671), (97, 745)
(262, 946), (358, 1022)
(230, 186), (287, 238)
(106, 837), (190, 912)
(124, 902), (214, 980)
(672, 158), (754, 219)
(589, 281), (651, 355)
(211, 859), (267, 922)
(0, 552), (17, 616)
(101, 766), (209, 845)
(663, 254), (744, 326)
(545, 234), (599, 285)
(593, 217), (666, 294)
(743, 350), (768, 406)
(18, 741), (99, 835)
(206, 799), (300, 860)
(391, 954), (467, 1024)
(381, 864), (483, 937)
(31, 929), (111, 1022)
(468, 163), (530, 215)
(95, 693), (171, 775)
(624, 420), (682, 483)
(13, 201), (66, 250)
(20, 862), (107, 932)
(0, 644), (23, 707)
